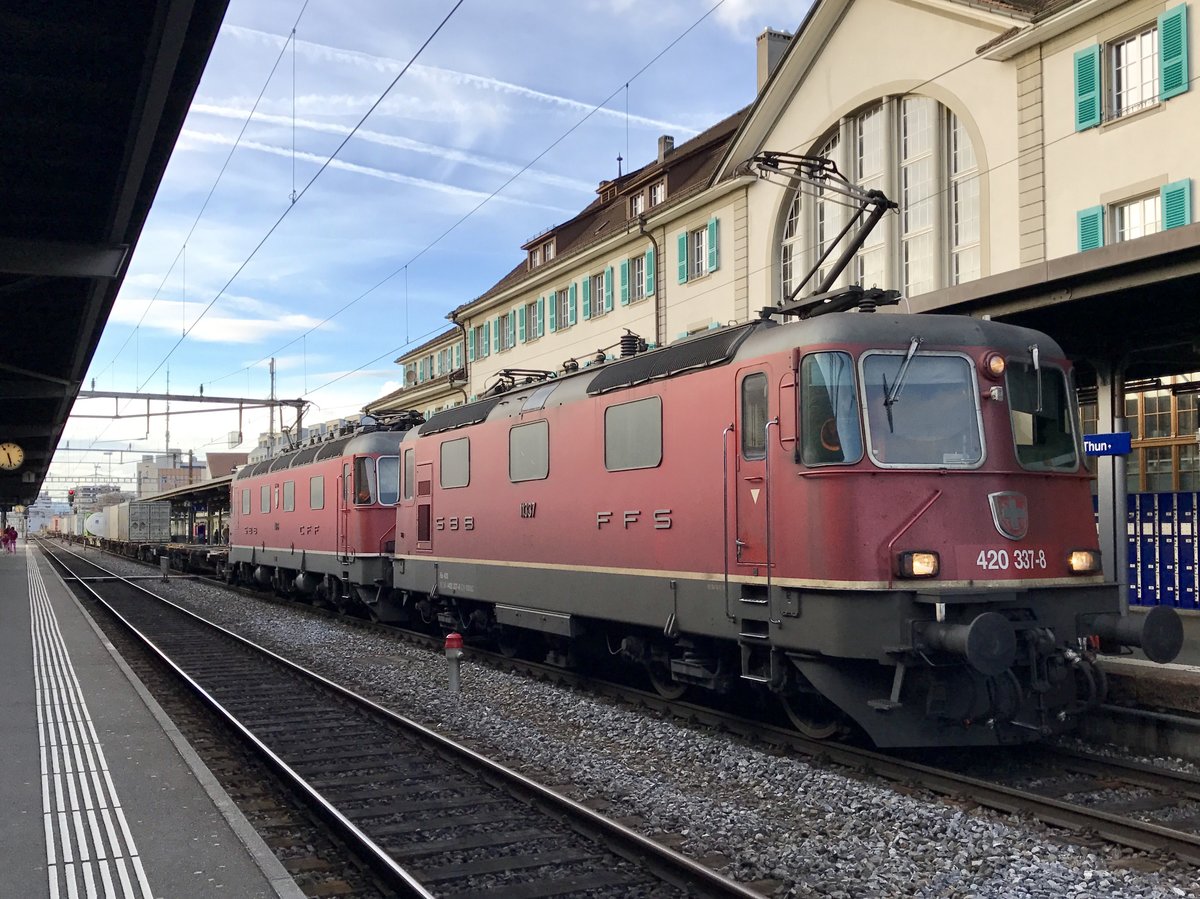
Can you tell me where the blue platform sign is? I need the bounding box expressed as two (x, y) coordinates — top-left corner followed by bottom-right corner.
(1083, 432), (1132, 456)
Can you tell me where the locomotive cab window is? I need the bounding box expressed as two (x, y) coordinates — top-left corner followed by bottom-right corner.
(353, 456), (377, 504)
(741, 373), (768, 460)
(309, 475), (324, 510)
(604, 396), (662, 471)
(440, 437), (470, 488)
(862, 352), (983, 468)
(801, 352), (863, 465)
(1007, 362), (1079, 471)
(510, 420), (549, 482)
(377, 455), (400, 504)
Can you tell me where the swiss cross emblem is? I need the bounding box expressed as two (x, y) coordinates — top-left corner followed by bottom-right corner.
(989, 491), (1029, 541)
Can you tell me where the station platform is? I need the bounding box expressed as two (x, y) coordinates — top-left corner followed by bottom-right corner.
(0, 544), (303, 899)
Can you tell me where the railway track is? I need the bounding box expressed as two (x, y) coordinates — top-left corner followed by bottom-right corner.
(53, 539), (1200, 871)
(41, 541), (763, 899)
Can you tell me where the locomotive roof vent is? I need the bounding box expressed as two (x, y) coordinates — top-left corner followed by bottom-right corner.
(587, 321), (760, 396)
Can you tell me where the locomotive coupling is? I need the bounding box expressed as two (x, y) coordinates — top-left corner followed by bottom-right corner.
(918, 611), (1017, 676)
(1087, 606), (1184, 664)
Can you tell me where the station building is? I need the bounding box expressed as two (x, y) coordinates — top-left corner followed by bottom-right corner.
(367, 0), (1199, 604)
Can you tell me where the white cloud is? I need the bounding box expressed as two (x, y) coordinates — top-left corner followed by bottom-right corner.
(713, 0), (802, 37)
(188, 102), (597, 194)
(219, 24), (698, 136)
(176, 129), (578, 214)
(109, 297), (326, 343)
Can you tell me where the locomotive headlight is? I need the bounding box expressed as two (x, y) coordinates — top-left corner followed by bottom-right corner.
(983, 352), (1006, 379)
(897, 551), (940, 578)
(1067, 549), (1102, 574)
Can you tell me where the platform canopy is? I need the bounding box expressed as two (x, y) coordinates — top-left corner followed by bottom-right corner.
(0, 0), (231, 508)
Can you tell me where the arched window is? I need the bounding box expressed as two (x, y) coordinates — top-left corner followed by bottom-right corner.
(778, 96), (981, 303)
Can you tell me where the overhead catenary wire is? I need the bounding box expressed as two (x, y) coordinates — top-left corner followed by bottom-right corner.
(136, 0), (466, 394)
(205, 0), (732, 392)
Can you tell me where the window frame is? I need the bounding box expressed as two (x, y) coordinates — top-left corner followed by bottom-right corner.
(282, 480), (295, 512)
(690, 227), (709, 280)
(1109, 24), (1160, 119)
(440, 437), (471, 489)
(509, 420), (550, 482)
(590, 271), (607, 318)
(629, 255), (646, 302)
(402, 448), (414, 501)
(309, 475), (324, 510)
(604, 396), (663, 472)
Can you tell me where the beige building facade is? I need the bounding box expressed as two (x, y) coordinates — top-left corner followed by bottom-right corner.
(369, 0), (1195, 428)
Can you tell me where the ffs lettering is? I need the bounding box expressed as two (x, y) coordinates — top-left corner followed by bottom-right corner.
(596, 509), (672, 530)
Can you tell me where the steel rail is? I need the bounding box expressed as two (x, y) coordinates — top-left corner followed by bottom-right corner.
(40, 540), (764, 898)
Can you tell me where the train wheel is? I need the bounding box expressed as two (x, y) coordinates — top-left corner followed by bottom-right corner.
(780, 692), (841, 740)
(646, 662), (687, 700)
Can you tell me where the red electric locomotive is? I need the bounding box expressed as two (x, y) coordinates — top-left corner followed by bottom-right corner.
(382, 305), (1182, 748)
(227, 414), (421, 607)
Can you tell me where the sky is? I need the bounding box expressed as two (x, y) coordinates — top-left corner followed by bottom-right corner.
(53, 0), (802, 496)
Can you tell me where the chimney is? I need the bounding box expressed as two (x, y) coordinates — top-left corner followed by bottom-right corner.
(756, 28), (792, 92)
(657, 135), (675, 163)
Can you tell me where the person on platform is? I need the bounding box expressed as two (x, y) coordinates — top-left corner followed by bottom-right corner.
(4, 525), (17, 553)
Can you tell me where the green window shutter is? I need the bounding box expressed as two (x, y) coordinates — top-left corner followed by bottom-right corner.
(1077, 206), (1105, 251)
(1162, 179), (1192, 229)
(677, 232), (689, 283)
(549, 293), (558, 332)
(620, 259), (630, 305)
(645, 249), (655, 296)
(1160, 5), (1190, 100)
(482, 320), (490, 356)
(492, 316), (500, 352)
(568, 283), (578, 325)
(518, 304), (527, 342)
(707, 217), (719, 271)
(604, 267), (614, 312)
(1073, 46), (1101, 131)
(453, 343), (461, 369)
(582, 276), (592, 319)
(537, 296), (546, 337)
(467, 329), (475, 362)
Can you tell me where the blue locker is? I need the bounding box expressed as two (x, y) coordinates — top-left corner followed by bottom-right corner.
(1157, 492), (1178, 606)
(1138, 494), (1159, 605)
(1179, 493), (1198, 610)
(1127, 493), (1142, 605)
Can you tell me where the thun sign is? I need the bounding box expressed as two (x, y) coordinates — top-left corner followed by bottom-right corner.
(1083, 432), (1132, 456)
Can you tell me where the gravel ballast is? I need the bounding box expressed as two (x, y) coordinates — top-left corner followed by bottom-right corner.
(70, 552), (1200, 898)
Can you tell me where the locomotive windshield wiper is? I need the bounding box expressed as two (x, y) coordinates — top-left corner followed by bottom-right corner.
(1028, 343), (1042, 413)
(884, 336), (923, 409)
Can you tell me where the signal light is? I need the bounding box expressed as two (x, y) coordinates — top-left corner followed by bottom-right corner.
(67, 489), (75, 507)
(896, 550), (940, 578)
(1067, 549), (1101, 574)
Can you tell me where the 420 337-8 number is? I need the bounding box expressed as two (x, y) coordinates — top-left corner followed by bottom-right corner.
(976, 548), (1047, 571)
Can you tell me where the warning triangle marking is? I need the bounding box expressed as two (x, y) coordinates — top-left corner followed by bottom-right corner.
(750, 488), (760, 504)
